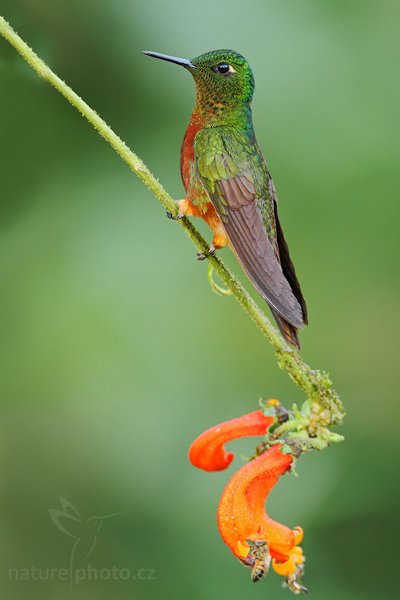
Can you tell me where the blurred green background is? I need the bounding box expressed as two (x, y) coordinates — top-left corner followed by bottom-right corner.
(0, 1), (398, 598)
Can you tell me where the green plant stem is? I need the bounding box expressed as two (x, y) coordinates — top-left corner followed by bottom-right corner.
(0, 16), (344, 430)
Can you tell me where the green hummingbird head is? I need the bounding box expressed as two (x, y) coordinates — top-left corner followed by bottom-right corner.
(190, 49), (255, 105)
(143, 49), (255, 117)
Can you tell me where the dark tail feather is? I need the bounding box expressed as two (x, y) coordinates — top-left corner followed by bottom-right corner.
(271, 308), (300, 350)
(274, 203), (308, 326)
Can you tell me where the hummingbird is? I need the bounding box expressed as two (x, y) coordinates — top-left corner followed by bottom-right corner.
(49, 497), (122, 584)
(143, 49), (308, 348)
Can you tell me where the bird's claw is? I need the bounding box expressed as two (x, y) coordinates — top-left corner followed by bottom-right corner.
(197, 245), (215, 261)
(166, 209), (183, 221)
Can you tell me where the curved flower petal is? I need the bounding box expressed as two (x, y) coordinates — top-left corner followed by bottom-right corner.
(272, 544), (304, 576)
(189, 409), (274, 471)
(217, 444), (301, 565)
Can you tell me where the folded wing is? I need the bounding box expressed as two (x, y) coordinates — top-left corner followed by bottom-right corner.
(195, 127), (305, 330)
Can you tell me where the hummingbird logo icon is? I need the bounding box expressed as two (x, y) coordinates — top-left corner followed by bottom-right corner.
(49, 497), (122, 585)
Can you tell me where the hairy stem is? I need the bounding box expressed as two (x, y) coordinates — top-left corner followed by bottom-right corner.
(0, 16), (344, 429)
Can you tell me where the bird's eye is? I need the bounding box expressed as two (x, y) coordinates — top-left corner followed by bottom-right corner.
(212, 62), (236, 76)
(217, 63), (230, 74)
(211, 63), (236, 76)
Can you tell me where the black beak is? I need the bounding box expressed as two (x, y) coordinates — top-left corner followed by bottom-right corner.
(142, 51), (196, 70)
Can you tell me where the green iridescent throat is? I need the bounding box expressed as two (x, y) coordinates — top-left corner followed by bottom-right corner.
(192, 97), (254, 131)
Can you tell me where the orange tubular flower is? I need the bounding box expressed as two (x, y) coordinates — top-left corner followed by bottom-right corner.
(189, 409), (274, 471)
(217, 444), (304, 571)
(189, 409), (306, 592)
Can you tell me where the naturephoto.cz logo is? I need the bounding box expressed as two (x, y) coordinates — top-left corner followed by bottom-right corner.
(8, 498), (156, 585)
